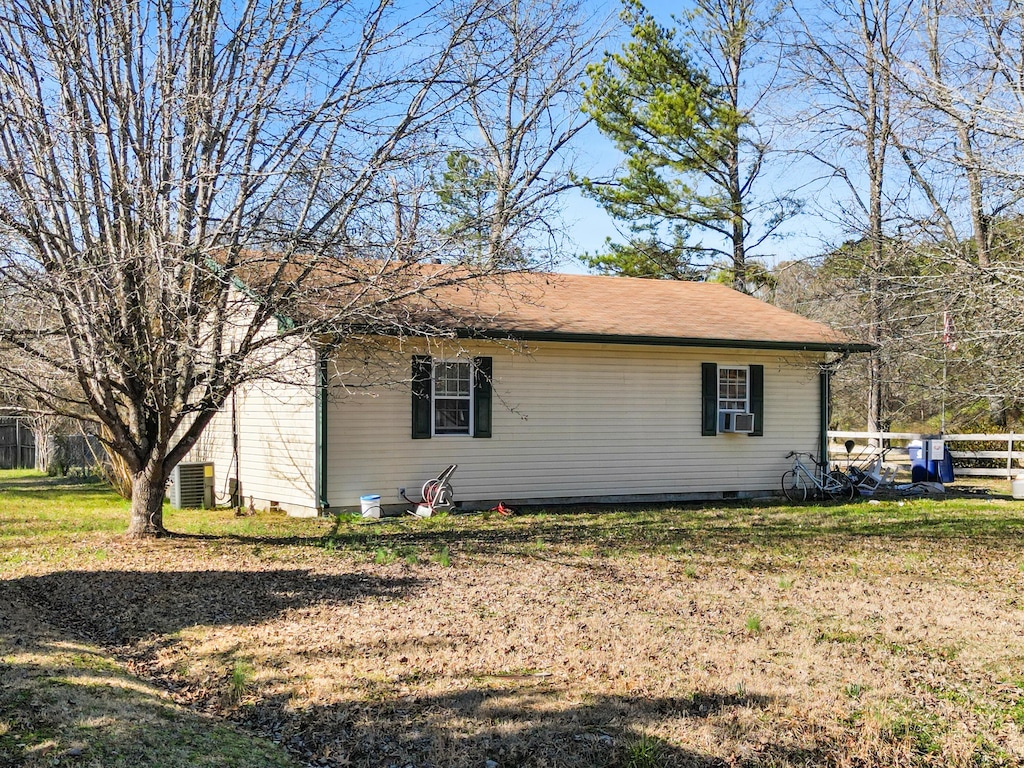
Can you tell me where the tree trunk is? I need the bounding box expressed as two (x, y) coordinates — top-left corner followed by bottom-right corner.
(959, 123), (991, 269)
(32, 416), (56, 474)
(725, 38), (745, 294)
(867, 319), (884, 435)
(127, 462), (167, 538)
(98, 424), (137, 499)
(729, 141), (746, 292)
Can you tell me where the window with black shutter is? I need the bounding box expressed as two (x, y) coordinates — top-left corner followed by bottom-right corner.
(411, 356), (493, 439)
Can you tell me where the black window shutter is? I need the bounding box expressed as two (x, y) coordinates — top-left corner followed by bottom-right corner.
(748, 364), (764, 437)
(411, 355), (432, 439)
(701, 362), (718, 436)
(473, 356), (492, 438)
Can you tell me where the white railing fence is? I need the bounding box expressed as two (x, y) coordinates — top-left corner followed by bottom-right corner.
(827, 430), (1024, 480)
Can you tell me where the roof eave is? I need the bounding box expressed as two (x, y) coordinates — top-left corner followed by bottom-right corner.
(458, 328), (875, 353)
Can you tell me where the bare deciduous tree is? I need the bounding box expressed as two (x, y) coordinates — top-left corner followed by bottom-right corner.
(891, 0), (1024, 424)
(0, 0), (513, 537)
(787, 0), (914, 435)
(442, 0), (607, 267)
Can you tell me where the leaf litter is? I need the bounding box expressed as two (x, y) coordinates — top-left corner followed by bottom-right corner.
(2, 489), (1024, 766)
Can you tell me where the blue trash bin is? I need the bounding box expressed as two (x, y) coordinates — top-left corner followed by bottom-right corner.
(908, 440), (954, 483)
(937, 447), (954, 483)
(908, 440), (934, 482)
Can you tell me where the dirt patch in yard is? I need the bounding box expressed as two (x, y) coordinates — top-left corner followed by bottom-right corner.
(3, 484), (1024, 767)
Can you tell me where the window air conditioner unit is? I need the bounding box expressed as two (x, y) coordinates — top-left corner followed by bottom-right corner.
(169, 461), (214, 509)
(720, 412), (755, 433)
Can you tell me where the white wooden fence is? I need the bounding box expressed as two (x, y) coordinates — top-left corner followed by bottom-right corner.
(828, 430), (1024, 480)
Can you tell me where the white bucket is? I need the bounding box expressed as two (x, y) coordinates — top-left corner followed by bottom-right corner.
(360, 494), (381, 519)
(1012, 475), (1024, 500)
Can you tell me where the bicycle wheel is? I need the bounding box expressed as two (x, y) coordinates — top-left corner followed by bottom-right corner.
(839, 472), (857, 501)
(826, 470), (857, 502)
(782, 470), (807, 502)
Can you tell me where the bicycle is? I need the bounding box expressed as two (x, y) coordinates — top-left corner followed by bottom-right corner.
(782, 451), (856, 502)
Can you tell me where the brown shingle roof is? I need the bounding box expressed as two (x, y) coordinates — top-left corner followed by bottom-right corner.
(240, 254), (866, 352)
(422, 272), (867, 352)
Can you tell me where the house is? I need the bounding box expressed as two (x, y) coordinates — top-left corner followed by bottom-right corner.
(186, 271), (870, 515)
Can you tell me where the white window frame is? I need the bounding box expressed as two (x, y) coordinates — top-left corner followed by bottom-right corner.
(431, 359), (474, 436)
(718, 365), (749, 417)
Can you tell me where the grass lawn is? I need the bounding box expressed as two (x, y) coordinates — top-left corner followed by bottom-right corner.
(2, 470), (1024, 767)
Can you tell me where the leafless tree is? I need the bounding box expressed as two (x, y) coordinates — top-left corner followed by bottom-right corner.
(440, 0), (608, 267)
(890, 0), (1024, 423)
(893, 0), (1022, 264)
(786, 0), (914, 435)
(0, 0), (524, 537)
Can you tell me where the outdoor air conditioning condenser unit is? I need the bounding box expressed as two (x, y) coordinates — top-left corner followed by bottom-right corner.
(169, 461), (215, 509)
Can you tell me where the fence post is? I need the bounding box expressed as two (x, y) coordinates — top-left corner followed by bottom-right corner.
(1010, 433), (1015, 480)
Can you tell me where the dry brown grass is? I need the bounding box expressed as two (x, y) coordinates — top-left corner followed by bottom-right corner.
(3, 473), (1024, 767)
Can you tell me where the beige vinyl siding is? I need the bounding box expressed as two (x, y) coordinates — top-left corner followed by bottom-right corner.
(188, 348), (318, 513)
(181, 287), (320, 513)
(188, 405), (234, 501)
(326, 341), (825, 508)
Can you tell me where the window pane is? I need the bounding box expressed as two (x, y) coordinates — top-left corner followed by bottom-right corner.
(433, 359), (472, 435)
(435, 398), (470, 434)
(435, 361), (471, 397)
(719, 368), (748, 411)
